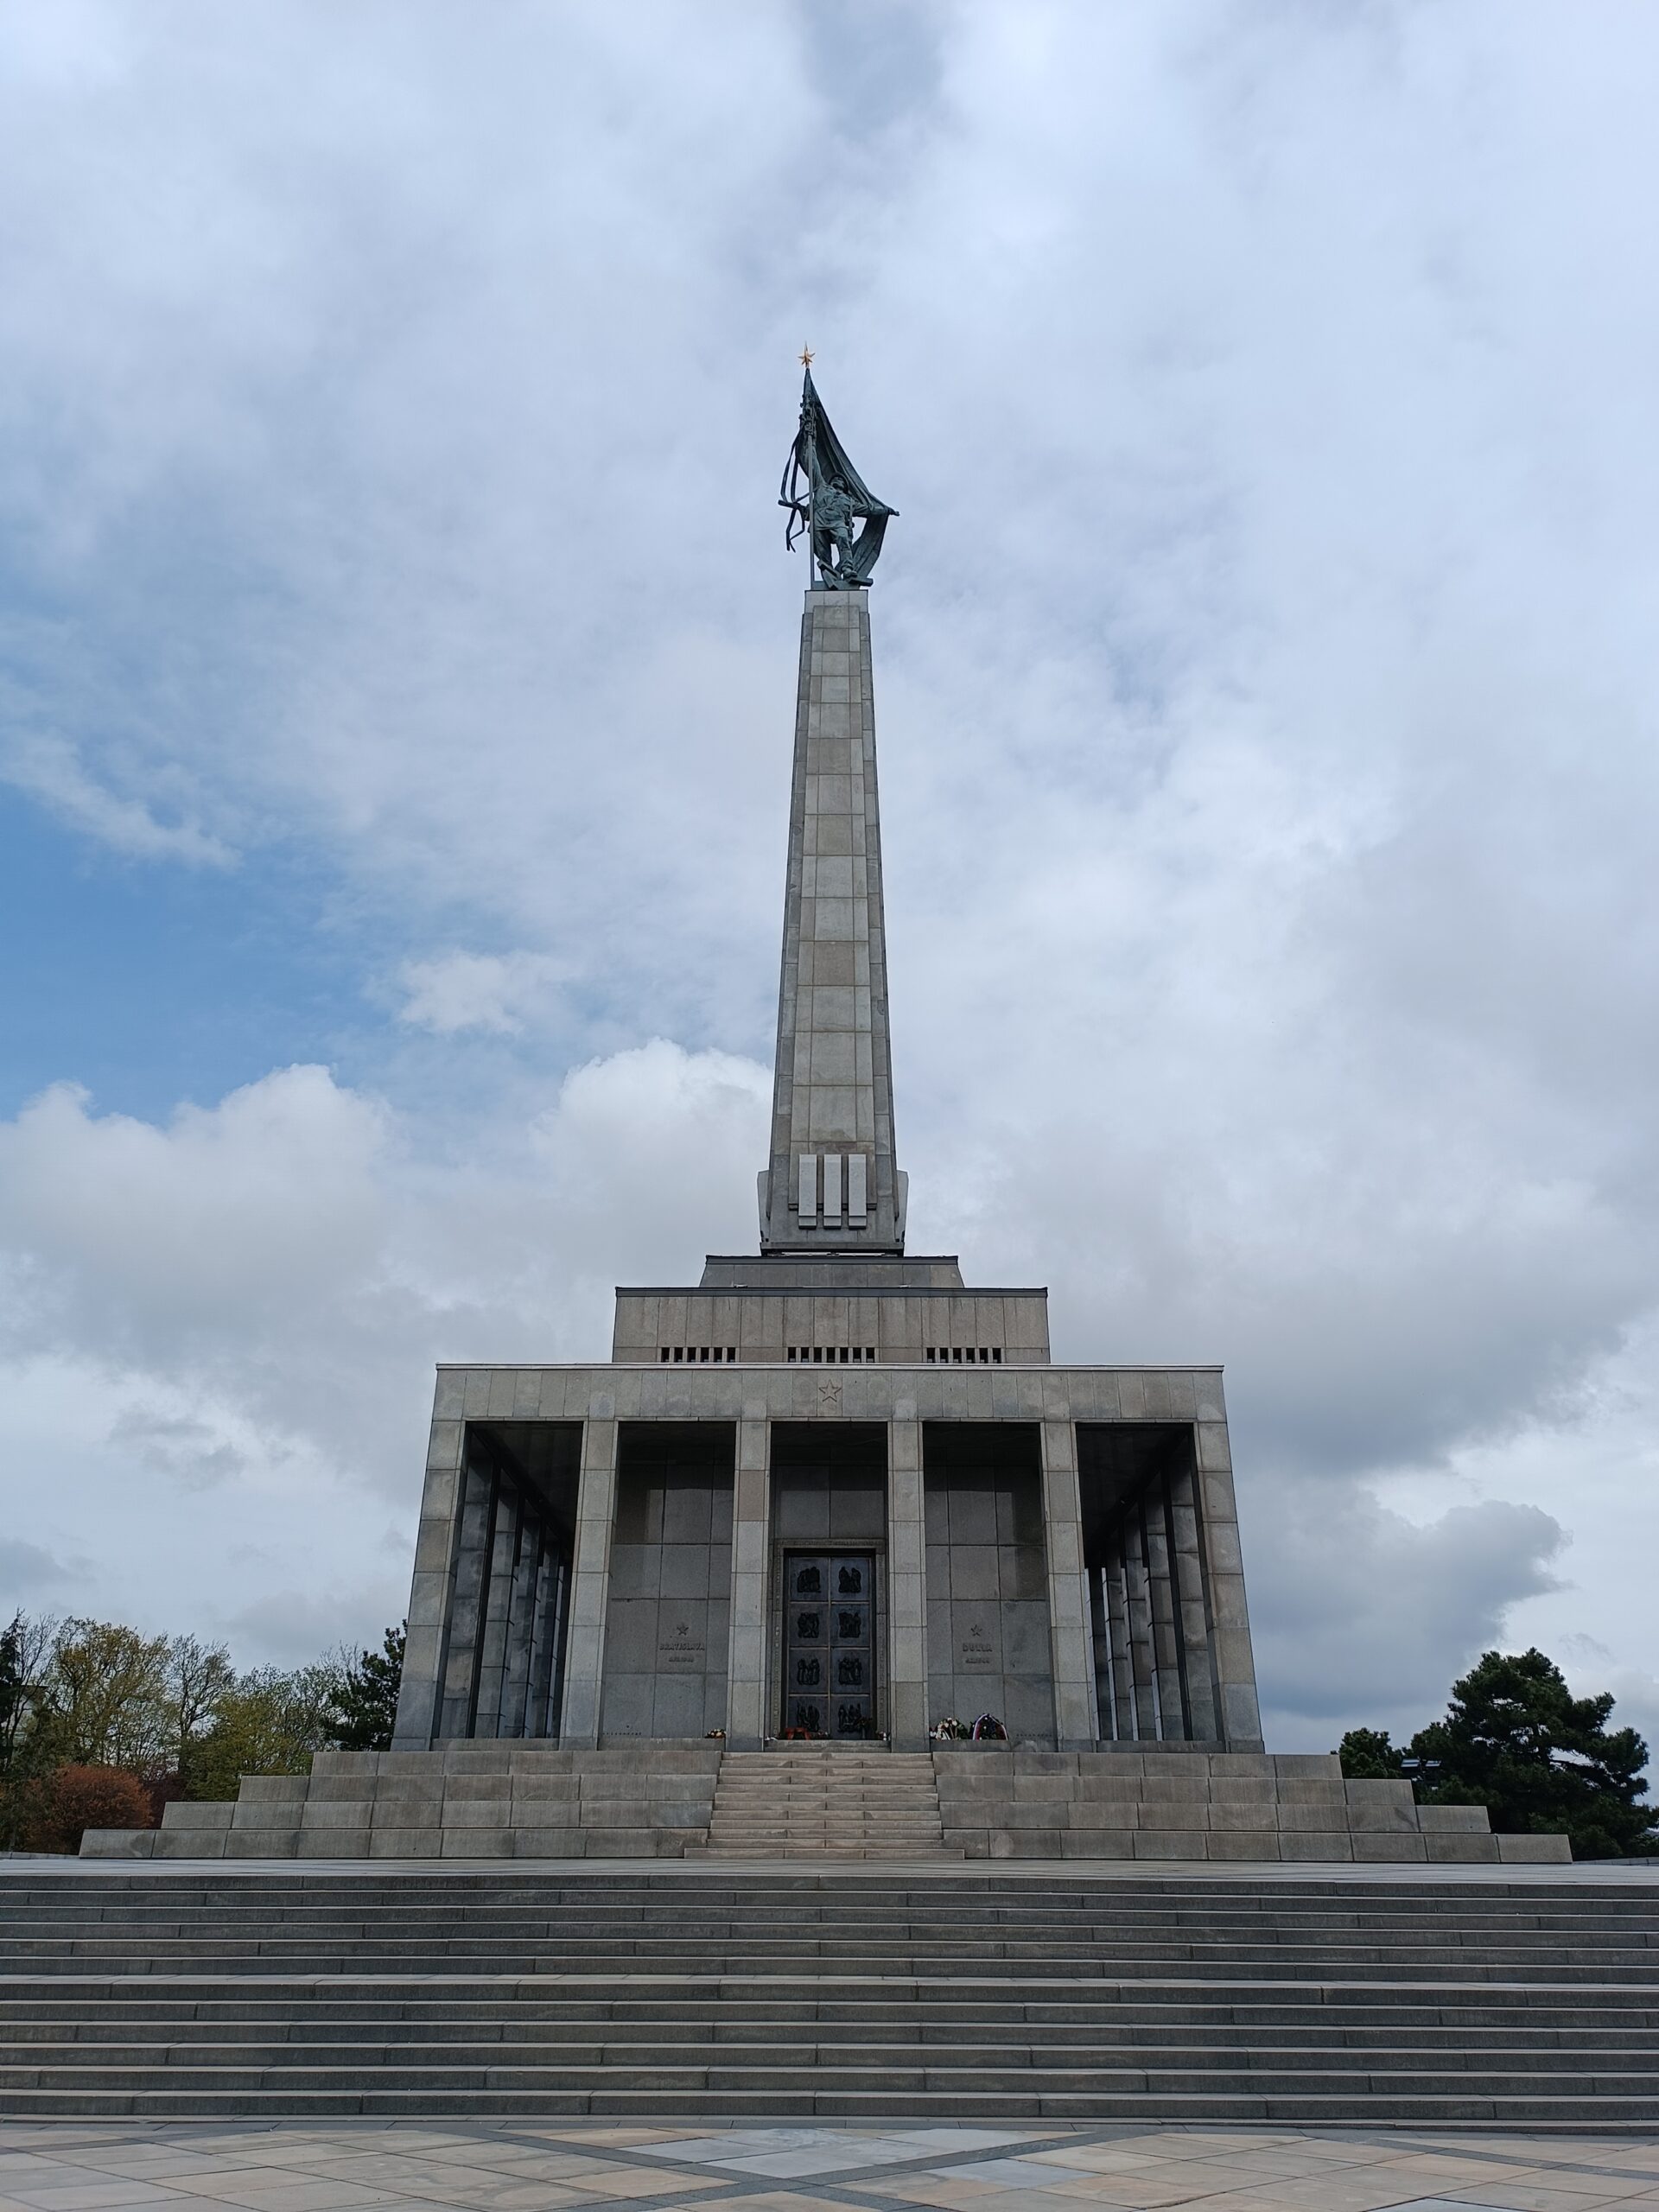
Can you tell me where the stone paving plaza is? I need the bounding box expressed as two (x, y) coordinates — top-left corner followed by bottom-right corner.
(8, 2120), (1659, 2212)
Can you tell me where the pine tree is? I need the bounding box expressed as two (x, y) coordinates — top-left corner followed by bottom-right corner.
(1408, 1648), (1655, 1859)
(324, 1625), (405, 1752)
(1336, 1726), (1402, 1780)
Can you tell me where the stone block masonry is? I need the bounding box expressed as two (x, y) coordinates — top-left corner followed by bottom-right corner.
(931, 1747), (1569, 1863)
(84, 1745), (723, 1861)
(80, 1742), (1567, 1865)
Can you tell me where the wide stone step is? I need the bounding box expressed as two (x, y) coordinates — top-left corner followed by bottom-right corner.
(707, 1800), (944, 1813)
(699, 1840), (951, 1855)
(8, 1880), (1645, 1911)
(703, 1796), (942, 1814)
(5, 1999), (1658, 2037)
(701, 1828), (947, 1840)
(5, 2063), (1659, 2114)
(9, 2031), (1659, 2072)
(6, 1938), (1641, 1963)
(6, 1937), (1654, 1973)
(7, 2045), (1659, 2087)
(6, 1893), (1648, 1918)
(6, 1866), (1659, 2122)
(6, 1910), (1652, 1942)
(9, 2086), (1659, 2122)
(10, 1999), (1659, 2025)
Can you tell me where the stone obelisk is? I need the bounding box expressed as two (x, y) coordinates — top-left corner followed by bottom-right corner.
(759, 584), (906, 1252)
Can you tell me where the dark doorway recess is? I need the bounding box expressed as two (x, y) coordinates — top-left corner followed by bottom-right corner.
(783, 1553), (875, 1737)
(440, 1420), (582, 1742)
(770, 1422), (887, 1737)
(1076, 1422), (1219, 1745)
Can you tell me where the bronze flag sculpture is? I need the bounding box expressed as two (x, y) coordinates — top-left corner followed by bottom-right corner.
(779, 365), (896, 589)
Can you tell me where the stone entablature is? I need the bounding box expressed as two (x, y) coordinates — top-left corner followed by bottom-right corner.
(613, 1253), (1052, 1369)
(611, 1287), (1052, 1367)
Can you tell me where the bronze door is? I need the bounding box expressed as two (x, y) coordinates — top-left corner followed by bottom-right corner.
(783, 1554), (875, 1737)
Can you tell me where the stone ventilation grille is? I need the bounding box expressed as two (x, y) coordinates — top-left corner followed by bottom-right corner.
(650, 1345), (1007, 1366)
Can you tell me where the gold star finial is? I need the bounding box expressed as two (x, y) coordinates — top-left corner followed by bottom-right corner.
(799, 343), (814, 368)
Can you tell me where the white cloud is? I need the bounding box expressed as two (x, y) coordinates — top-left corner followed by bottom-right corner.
(0, 734), (234, 868)
(397, 950), (570, 1036)
(1251, 1484), (1566, 1745)
(107, 1404), (248, 1492)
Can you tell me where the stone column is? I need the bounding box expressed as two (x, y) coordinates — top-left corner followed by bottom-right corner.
(546, 1552), (573, 1739)
(1040, 1419), (1094, 1749)
(1166, 1465), (1219, 1742)
(523, 1547), (556, 1738)
(1087, 1567), (1115, 1742)
(1123, 1513), (1160, 1739)
(559, 1402), (619, 1749)
(473, 1487), (522, 1738)
(499, 1514), (541, 1739)
(887, 1413), (927, 1750)
(391, 1398), (467, 1750)
(1195, 1414), (1265, 1751)
(435, 1451), (498, 1740)
(1141, 1495), (1187, 1740)
(726, 1408), (772, 1750)
(1106, 1551), (1136, 1741)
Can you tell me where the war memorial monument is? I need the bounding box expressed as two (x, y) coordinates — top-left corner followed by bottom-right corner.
(44, 376), (1649, 2136)
(85, 372), (1556, 1870)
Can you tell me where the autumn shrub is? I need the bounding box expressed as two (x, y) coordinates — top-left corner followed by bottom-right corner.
(19, 1764), (155, 1853)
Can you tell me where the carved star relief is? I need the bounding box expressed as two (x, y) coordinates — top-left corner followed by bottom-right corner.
(817, 1378), (842, 1412)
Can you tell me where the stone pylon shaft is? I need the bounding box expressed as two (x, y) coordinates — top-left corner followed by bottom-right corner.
(760, 586), (906, 1252)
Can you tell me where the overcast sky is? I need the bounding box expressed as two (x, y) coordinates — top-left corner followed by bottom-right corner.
(3, 2), (1657, 1752)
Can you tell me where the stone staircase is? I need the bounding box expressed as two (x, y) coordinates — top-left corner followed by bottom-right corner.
(696, 1746), (953, 1859)
(3, 1868), (1659, 2120)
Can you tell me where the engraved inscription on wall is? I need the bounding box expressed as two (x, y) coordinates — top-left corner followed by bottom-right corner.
(958, 1618), (995, 1671)
(657, 1618), (707, 1671)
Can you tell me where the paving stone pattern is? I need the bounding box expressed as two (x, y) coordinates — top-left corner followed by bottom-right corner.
(9, 2120), (1659, 2212)
(4, 1867), (1659, 2123)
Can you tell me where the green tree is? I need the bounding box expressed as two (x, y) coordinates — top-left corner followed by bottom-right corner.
(166, 1636), (236, 1787)
(1338, 1649), (1657, 1861)
(324, 1624), (405, 1751)
(0, 1612), (55, 1777)
(32, 1620), (173, 1777)
(186, 1663), (341, 1803)
(1336, 1726), (1403, 1780)
(1409, 1648), (1656, 1859)
(0, 1611), (60, 1849)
